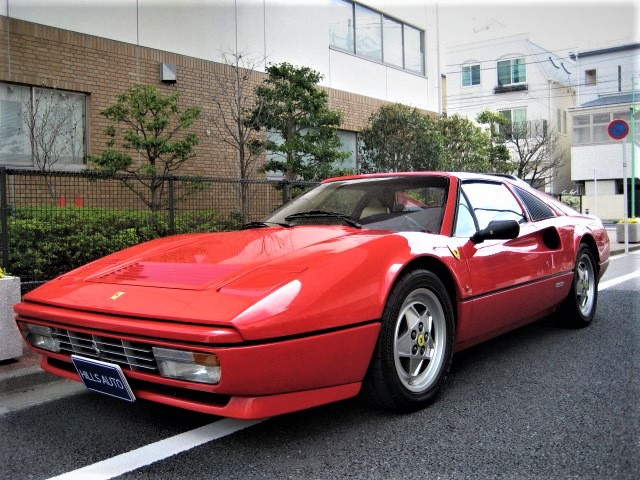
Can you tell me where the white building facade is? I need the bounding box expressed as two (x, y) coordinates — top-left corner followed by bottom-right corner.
(446, 34), (575, 193)
(569, 43), (640, 221)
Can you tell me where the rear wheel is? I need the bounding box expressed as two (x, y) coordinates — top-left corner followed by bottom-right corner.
(558, 245), (598, 328)
(362, 269), (454, 412)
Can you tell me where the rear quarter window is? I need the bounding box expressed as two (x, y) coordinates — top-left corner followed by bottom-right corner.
(514, 186), (556, 221)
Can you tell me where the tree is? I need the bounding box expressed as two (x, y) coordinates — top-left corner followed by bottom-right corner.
(475, 110), (512, 173)
(358, 103), (442, 173)
(247, 62), (349, 182)
(438, 114), (511, 173)
(90, 84), (201, 212)
(208, 51), (266, 222)
(20, 84), (85, 202)
(503, 118), (567, 189)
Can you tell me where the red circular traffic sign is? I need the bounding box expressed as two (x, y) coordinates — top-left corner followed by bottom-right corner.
(608, 119), (630, 140)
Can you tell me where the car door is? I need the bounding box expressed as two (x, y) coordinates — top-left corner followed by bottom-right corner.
(453, 181), (562, 343)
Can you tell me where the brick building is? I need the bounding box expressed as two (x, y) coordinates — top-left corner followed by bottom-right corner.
(0, 1), (441, 178)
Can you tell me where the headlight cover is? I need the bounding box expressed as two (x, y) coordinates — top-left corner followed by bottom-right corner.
(152, 347), (220, 384)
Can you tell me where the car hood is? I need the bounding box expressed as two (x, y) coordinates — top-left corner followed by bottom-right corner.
(23, 226), (376, 329)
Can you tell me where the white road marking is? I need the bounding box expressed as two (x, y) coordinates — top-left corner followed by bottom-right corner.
(599, 270), (640, 291)
(46, 418), (267, 480)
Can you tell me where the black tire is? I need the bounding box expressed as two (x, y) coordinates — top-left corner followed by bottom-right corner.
(558, 245), (598, 328)
(362, 269), (454, 413)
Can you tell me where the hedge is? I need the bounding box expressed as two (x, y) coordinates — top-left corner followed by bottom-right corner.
(9, 207), (242, 284)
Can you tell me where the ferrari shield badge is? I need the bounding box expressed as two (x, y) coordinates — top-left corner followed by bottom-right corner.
(109, 291), (125, 300)
(448, 245), (461, 261)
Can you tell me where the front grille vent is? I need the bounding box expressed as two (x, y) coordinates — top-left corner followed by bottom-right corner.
(51, 328), (158, 372)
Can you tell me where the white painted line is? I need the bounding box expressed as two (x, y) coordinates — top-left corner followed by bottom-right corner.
(46, 417), (268, 480)
(599, 270), (640, 291)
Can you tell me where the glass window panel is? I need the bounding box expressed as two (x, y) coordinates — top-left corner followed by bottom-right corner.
(329, 0), (354, 52)
(592, 113), (611, 124)
(382, 17), (403, 68)
(513, 58), (526, 83)
(613, 111), (631, 121)
(336, 130), (356, 170)
(573, 126), (591, 144)
(403, 25), (423, 74)
(497, 60), (511, 85)
(513, 108), (527, 123)
(34, 88), (86, 165)
(462, 64), (480, 86)
(471, 64), (480, 85)
(355, 4), (382, 61)
(593, 125), (610, 143)
(573, 115), (590, 126)
(0, 83), (31, 165)
(462, 182), (525, 230)
(462, 66), (471, 86)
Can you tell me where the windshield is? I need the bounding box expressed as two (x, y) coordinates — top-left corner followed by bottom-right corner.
(265, 176), (449, 233)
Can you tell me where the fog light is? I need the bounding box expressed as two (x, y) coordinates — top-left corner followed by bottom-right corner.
(152, 347), (220, 384)
(22, 323), (61, 353)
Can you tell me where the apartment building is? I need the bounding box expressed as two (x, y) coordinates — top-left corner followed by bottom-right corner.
(446, 33), (575, 193)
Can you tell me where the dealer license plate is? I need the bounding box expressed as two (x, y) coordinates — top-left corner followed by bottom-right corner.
(71, 355), (136, 403)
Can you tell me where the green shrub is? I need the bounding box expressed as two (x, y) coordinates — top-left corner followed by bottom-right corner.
(9, 207), (243, 285)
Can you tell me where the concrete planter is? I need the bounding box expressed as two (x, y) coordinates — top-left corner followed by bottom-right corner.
(616, 223), (640, 243)
(0, 276), (23, 361)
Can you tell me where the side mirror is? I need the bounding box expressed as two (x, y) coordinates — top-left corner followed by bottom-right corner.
(470, 220), (520, 244)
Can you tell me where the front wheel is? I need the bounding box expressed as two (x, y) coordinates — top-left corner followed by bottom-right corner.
(558, 245), (598, 328)
(362, 269), (454, 413)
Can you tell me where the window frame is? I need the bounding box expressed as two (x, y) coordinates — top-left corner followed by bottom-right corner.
(329, 0), (426, 76)
(461, 63), (481, 87)
(0, 82), (88, 169)
(497, 57), (526, 86)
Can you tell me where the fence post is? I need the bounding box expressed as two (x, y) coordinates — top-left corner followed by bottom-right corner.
(282, 180), (290, 205)
(168, 175), (175, 235)
(0, 168), (8, 271)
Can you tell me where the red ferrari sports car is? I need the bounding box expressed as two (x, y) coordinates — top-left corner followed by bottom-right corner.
(14, 172), (610, 419)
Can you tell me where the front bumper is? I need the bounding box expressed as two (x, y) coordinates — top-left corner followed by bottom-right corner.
(15, 301), (380, 419)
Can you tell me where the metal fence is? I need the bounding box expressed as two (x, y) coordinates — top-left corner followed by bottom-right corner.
(0, 168), (317, 290)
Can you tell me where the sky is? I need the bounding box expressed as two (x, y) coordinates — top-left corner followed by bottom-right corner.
(438, 0), (639, 58)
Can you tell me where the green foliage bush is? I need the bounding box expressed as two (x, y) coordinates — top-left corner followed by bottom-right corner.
(9, 207), (239, 283)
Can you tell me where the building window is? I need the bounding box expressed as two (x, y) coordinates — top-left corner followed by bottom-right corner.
(585, 69), (597, 86)
(355, 3), (382, 61)
(497, 58), (526, 85)
(382, 17), (403, 68)
(329, 0), (354, 52)
(557, 108), (568, 134)
(336, 130), (357, 171)
(0, 82), (87, 168)
(572, 110), (640, 145)
(498, 107), (527, 139)
(462, 64), (480, 87)
(329, 0), (425, 75)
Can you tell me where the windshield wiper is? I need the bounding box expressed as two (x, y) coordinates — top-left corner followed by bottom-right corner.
(284, 210), (362, 229)
(240, 221), (292, 230)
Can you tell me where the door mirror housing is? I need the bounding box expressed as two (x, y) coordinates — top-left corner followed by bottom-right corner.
(470, 220), (520, 244)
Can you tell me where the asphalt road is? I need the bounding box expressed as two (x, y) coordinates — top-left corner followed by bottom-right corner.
(1, 253), (638, 480)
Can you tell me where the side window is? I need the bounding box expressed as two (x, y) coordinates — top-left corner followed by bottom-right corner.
(513, 186), (555, 221)
(461, 182), (526, 231)
(454, 191), (477, 237)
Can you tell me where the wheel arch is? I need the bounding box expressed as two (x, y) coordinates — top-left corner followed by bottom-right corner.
(389, 256), (459, 324)
(578, 234), (600, 274)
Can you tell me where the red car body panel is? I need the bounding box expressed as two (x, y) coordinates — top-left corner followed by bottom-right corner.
(14, 172), (610, 419)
